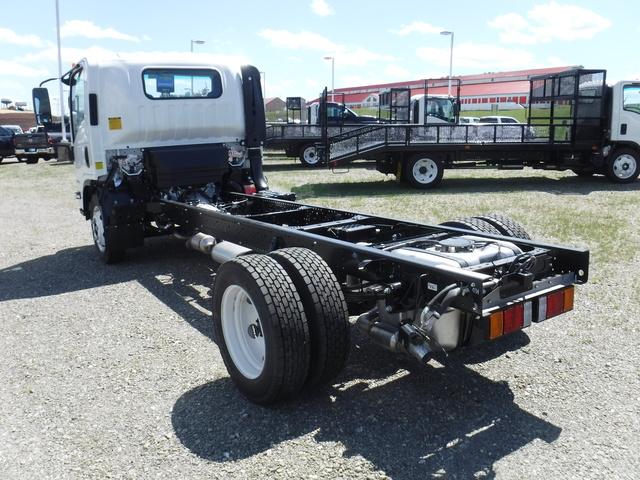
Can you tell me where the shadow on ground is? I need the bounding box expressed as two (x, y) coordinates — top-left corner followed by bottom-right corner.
(1, 237), (558, 478)
(0, 237), (216, 339)
(292, 174), (640, 199)
(172, 329), (556, 479)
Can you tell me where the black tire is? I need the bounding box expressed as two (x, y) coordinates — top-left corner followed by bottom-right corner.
(606, 148), (640, 183)
(299, 143), (321, 167)
(270, 248), (350, 389)
(25, 157), (38, 164)
(17, 157), (26, 163)
(404, 154), (444, 189)
(571, 168), (594, 177)
(439, 217), (501, 235)
(472, 213), (531, 239)
(89, 195), (125, 264)
(212, 254), (310, 404)
(0, 157), (3, 164)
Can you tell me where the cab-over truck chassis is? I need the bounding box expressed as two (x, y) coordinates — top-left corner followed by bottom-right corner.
(35, 58), (589, 404)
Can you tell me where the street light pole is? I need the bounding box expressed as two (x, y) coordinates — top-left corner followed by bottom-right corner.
(323, 56), (335, 102)
(190, 40), (205, 95)
(55, 0), (67, 142)
(259, 71), (266, 99)
(190, 39), (205, 52)
(440, 31), (454, 97)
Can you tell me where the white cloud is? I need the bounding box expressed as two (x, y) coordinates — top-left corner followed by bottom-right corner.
(489, 2), (611, 45)
(0, 27), (44, 47)
(383, 64), (410, 78)
(60, 20), (141, 42)
(20, 46), (250, 69)
(310, 0), (334, 16)
(416, 42), (538, 70)
(0, 59), (48, 78)
(258, 29), (338, 52)
(392, 21), (443, 36)
(258, 29), (395, 67)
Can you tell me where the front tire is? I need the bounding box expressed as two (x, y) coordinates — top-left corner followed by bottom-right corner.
(299, 143), (321, 167)
(89, 196), (125, 264)
(25, 157), (38, 164)
(270, 248), (350, 389)
(404, 154), (444, 189)
(212, 255), (310, 404)
(606, 148), (639, 183)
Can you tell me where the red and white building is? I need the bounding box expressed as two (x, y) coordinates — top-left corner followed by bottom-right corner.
(322, 66), (580, 110)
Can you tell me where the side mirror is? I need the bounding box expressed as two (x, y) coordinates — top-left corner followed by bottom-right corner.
(32, 88), (52, 126)
(454, 101), (460, 116)
(55, 141), (74, 162)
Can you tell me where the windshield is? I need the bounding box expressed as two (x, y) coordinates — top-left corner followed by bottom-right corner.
(426, 98), (455, 122)
(2, 125), (22, 134)
(623, 85), (640, 115)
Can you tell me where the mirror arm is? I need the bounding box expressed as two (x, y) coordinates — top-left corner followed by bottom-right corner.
(39, 77), (59, 88)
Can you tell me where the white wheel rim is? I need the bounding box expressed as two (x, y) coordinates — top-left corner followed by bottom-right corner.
(91, 205), (106, 253)
(412, 158), (438, 184)
(612, 154), (637, 180)
(303, 146), (318, 165)
(221, 285), (265, 379)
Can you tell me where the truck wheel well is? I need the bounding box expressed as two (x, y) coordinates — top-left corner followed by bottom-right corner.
(83, 185), (96, 219)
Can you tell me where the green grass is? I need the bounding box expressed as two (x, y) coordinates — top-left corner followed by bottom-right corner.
(264, 156), (640, 273)
(4, 156), (638, 281)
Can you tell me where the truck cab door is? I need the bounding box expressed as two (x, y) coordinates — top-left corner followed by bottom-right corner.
(611, 82), (640, 146)
(69, 67), (91, 178)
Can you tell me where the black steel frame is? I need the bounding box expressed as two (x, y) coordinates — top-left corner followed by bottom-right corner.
(156, 192), (589, 317)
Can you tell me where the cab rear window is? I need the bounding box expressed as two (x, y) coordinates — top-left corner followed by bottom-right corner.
(142, 69), (222, 99)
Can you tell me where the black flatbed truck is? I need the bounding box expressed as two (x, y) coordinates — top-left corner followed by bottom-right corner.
(36, 59), (590, 405)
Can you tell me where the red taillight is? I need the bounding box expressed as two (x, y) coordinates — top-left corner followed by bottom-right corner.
(48, 136), (54, 145)
(545, 290), (564, 319)
(243, 184), (257, 195)
(503, 303), (524, 334)
(484, 286), (575, 340)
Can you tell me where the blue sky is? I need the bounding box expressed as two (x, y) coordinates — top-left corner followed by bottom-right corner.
(0, 0), (636, 111)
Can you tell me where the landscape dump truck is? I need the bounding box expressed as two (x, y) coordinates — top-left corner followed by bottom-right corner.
(318, 69), (640, 188)
(34, 58), (589, 404)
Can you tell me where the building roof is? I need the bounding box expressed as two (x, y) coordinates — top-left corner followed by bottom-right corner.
(309, 66), (580, 105)
(264, 97), (284, 105)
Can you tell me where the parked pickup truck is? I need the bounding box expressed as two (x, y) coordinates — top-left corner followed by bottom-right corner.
(13, 129), (55, 164)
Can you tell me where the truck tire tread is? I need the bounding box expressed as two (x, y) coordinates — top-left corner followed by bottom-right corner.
(270, 247), (350, 389)
(439, 217), (501, 235)
(212, 254), (310, 404)
(473, 213), (531, 239)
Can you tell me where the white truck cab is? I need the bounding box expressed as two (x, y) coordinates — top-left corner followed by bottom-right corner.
(409, 94), (456, 124)
(32, 58), (267, 262)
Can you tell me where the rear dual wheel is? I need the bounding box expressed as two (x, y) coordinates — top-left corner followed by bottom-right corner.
(212, 249), (350, 404)
(440, 213), (530, 239)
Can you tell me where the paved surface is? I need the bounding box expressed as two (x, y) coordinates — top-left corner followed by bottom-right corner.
(1, 158), (638, 479)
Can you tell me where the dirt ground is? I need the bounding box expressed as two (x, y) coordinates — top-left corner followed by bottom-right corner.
(1, 157), (638, 479)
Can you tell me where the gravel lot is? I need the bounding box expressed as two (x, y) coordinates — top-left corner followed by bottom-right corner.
(1, 157), (639, 479)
